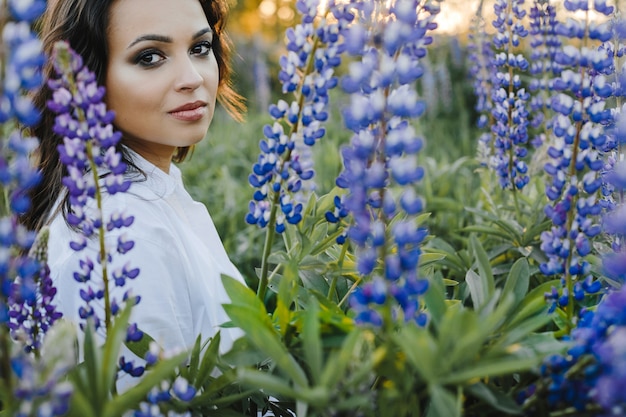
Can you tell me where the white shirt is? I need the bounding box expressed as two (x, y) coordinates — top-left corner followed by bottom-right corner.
(47, 150), (245, 387)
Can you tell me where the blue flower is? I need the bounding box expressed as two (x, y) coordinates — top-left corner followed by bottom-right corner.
(539, 1), (615, 316)
(528, 1), (561, 148)
(46, 42), (143, 362)
(487, 0), (532, 190)
(335, 0), (437, 327)
(468, 12), (499, 164)
(538, 284), (626, 413)
(246, 0), (352, 233)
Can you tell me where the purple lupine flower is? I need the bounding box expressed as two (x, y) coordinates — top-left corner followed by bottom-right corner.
(11, 321), (76, 417)
(245, 0), (352, 233)
(133, 372), (200, 416)
(540, 2), (615, 317)
(527, 0), (560, 148)
(0, 7), (46, 322)
(468, 12), (498, 165)
(0, 3), (75, 415)
(46, 43), (145, 378)
(535, 283), (626, 413)
(335, 0), (438, 327)
(0, 0), (51, 362)
(489, 0), (531, 190)
(8, 227), (62, 353)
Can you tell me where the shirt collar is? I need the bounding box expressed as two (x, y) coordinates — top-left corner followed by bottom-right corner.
(125, 147), (183, 198)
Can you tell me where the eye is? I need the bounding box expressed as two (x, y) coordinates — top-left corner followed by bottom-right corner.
(135, 50), (166, 67)
(190, 41), (213, 57)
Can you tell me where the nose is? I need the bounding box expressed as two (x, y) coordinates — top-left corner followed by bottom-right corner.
(174, 55), (203, 92)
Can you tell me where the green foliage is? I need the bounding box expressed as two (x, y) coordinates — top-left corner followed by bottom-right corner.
(66, 305), (186, 417)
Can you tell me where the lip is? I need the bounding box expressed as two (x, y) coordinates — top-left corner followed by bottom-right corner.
(168, 101), (208, 122)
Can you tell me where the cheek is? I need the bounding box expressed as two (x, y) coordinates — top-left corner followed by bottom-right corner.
(203, 58), (220, 97)
(105, 68), (160, 124)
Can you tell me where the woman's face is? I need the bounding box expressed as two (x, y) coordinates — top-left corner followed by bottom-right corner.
(105, 0), (219, 171)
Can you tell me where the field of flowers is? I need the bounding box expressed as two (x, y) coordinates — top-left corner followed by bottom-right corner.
(3, 0), (626, 416)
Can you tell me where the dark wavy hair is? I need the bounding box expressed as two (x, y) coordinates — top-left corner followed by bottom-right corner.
(20, 0), (244, 232)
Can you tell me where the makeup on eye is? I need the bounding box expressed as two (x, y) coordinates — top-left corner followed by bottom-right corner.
(134, 49), (165, 67)
(132, 39), (214, 68)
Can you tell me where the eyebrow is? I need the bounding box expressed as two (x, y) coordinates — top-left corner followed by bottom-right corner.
(127, 27), (213, 49)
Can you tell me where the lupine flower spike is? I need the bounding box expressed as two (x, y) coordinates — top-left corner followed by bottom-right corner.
(333, 0), (439, 326)
(9, 227), (62, 354)
(468, 8), (498, 166)
(489, 0), (531, 190)
(246, 0), (354, 299)
(0, 1), (72, 414)
(46, 41), (145, 376)
(540, 0), (615, 327)
(527, 0), (560, 148)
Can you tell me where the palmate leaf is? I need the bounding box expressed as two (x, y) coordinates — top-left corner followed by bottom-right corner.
(466, 382), (522, 415)
(426, 385), (460, 417)
(503, 279), (560, 329)
(391, 326), (438, 382)
(221, 275), (308, 388)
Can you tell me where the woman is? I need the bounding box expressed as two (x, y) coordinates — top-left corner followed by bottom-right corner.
(21, 0), (246, 387)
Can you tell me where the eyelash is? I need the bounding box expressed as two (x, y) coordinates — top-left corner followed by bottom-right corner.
(134, 41), (213, 68)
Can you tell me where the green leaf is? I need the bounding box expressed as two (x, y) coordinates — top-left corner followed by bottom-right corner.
(460, 225), (511, 240)
(422, 275), (447, 329)
(440, 356), (540, 385)
(124, 329), (157, 362)
(501, 258), (530, 309)
(438, 307), (483, 370)
(505, 279), (560, 328)
(102, 303), (133, 397)
(190, 370), (240, 406)
(223, 304), (308, 387)
(419, 252), (446, 267)
(320, 329), (361, 387)
(103, 352), (187, 417)
(195, 332), (222, 387)
(427, 385), (460, 417)
(465, 270), (487, 309)
(466, 382), (522, 415)
(66, 388), (97, 417)
(274, 271), (295, 338)
(222, 274), (268, 315)
(81, 319), (102, 406)
(302, 298), (322, 384)
(236, 368), (301, 398)
(469, 234), (494, 302)
(184, 334), (203, 382)
(495, 313), (554, 351)
(392, 326), (438, 382)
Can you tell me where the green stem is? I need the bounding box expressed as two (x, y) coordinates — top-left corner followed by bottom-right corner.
(256, 31), (324, 300)
(86, 141), (111, 331)
(0, 327), (12, 410)
(257, 195), (279, 300)
(338, 276), (361, 308)
(327, 240), (349, 300)
(560, 12), (590, 333)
